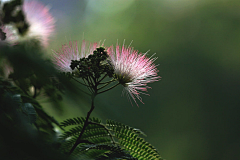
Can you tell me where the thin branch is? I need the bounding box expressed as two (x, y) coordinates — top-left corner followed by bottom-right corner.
(97, 74), (108, 83)
(83, 78), (94, 93)
(71, 78), (91, 96)
(89, 76), (95, 87)
(72, 77), (89, 87)
(97, 83), (120, 94)
(97, 79), (116, 90)
(98, 78), (116, 85)
(69, 94), (96, 155)
(92, 75), (97, 85)
(77, 88), (91, 96)
(86, 77), (93, 87)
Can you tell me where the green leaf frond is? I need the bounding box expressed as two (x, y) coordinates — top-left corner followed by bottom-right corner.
(60, 124), (109, 141)
(107, 120), (162, 160)
(60, 117), (163, 160)
(73, 144), (137, 160)
(73, 146), (107, 160)
(60, 136), (78, 153)
(60, 117), (101, 127)
(60, 126), (82, 140)
(106, 119), (146, 136)
(60, 117), (86, 127)
(81, 128), (109, 139)
(59, 117), (112, 154)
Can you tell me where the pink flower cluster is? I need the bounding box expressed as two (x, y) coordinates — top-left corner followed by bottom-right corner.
(0, 0), (55, 79)
(23, 0), (55, 47)
(0, 0), (55, 47)
(107, 44), (161, 105)
(53, 40), (160, 105)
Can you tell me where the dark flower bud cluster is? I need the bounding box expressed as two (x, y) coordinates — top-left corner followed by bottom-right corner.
(70, 47), (114, 79)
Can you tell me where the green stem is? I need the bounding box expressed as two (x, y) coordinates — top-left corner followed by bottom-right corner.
(98, 78), (116, 85)
(97, 79), (116, 90)
(89, 76), (96, 86)
(72, 77), (90, 87)
(77, 88), (91, 96)
(97, 74), (108, 83)
(68, 76), (117, 154)
(69, 94), (96, 155)
(97, 83), (120, 94)
(87, 77), (94, 88)
(83, 78), (93, 93)
(71, 78), (91, 95)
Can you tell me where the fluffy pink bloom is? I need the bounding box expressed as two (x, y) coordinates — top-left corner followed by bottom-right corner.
(107, 44), (161, 105)
(23, 0), (55, 47)
(52, 40), (100, 72)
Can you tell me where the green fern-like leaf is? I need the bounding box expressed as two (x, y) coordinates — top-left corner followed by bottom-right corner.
(60, 117), (101, 127)
(60, 136), (78, 153)
(106, 119), (146, 136)
(60, 117), (86, 127)
(60, 119), (107, 140)
(59, 117), (113, 155)
(60, 126), (83, 140)
(60, 117), (163, 160)
(73, 145), (107, 160)
(107, 120), (162, 160)
(74, 144), (137, 160)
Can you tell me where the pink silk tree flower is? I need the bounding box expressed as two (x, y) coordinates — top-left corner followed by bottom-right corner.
(23, 0), (55, 47)
(52, 40), (100, 72)
(107, 44), (161, 106)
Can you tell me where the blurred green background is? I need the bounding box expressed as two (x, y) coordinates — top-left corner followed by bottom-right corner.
(40, 0), (240, 159)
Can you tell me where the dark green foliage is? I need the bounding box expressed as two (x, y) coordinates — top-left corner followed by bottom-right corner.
(59, 117), (112, 155)
(60, 116), (101, 127)
(106, 120), (147, 137)
(0, 41), (96, 158)
(107, 120), (162, 160)
(0, 77), (62, 136)
(21, 102), (37, 124)
(60, 117), (163, 160)
(75, 144), (137, 160)
(0, 42), (76, 159)
(0, 78), (70, 160)
(20, 94), (63, 134)
(0, 41), (67, 113)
